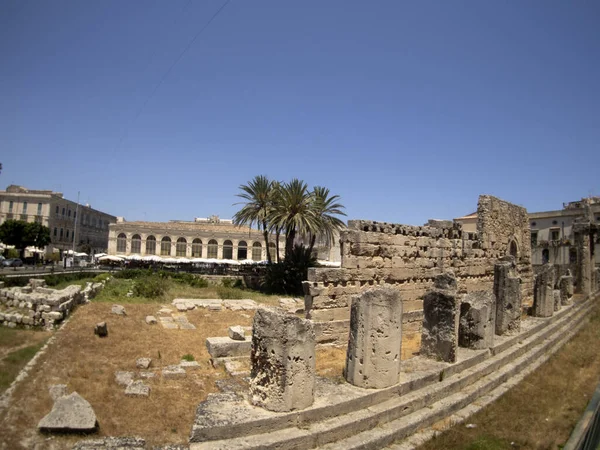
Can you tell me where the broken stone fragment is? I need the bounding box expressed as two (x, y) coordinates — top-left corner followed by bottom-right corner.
(494, 257), (522, 334)
(162, 365), (186, 379)
(94, 322), (108, 337)
(136, 358), (152, 369)
(125, 381), (151, 397)
(559, 275), (574, 305)
(145, 315), (157, 325)
(38, 392), (98, 433)
(553, 289), (562, 312)
(228, 325), (245, 341)
(533, 265), (554, 318)
(111, 304), (126, 315)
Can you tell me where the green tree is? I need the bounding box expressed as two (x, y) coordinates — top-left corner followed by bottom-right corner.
(0, 219), (50, 259)
(232, 175), (275, 263)
(307, 186), (346, 256)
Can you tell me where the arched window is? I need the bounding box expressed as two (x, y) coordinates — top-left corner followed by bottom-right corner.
(117, 233), (127, 253)
(207, 240), (218, 258)
(146, 236), (156, 255)
(131, 234), (141, 254)
(268, 242), (277, 259)
(252, 242), (262, 261)
(192, 239), (202, 257)
(161, 237), (172, 256)
(237, 241), (248, 260)
(223, 240), (233, 259)
(176, 237), (187, 257)
(542, 248), (550, 264)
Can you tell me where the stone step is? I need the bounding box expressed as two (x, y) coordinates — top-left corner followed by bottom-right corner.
(189, 297), (594, 448)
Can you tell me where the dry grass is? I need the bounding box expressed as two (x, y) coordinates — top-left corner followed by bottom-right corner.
(419, 299), (600, 450)
(0, 327), (51, 392)
(316, 346), (347, 383)
(0, 303), (255, 449)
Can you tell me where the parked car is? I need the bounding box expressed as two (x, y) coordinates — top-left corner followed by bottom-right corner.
(2, 258), (23, 267)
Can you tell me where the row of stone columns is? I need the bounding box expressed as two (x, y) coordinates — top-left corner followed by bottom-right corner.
(247, 258), (577, 413)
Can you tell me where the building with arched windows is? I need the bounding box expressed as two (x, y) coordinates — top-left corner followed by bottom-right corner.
(107, 215), (285, 261)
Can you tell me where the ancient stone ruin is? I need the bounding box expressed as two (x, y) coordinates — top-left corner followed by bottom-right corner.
(344, 286), (402, 388)
(421, 272), (460, 363)
(249, 307), (315, 412)
(0, 279), (103, 329)
(459, 290), (495, 350)
(533, 264), (555, 318)
(493, 256), (522, 334)
(303, 195), (533, 355)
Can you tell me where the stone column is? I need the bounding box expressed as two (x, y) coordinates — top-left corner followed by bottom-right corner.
(421, 272), (460, 363)
(553, 290), (562, 312)
(576, 231), (592, 295)
(249, 307), (315, 412)
(459, 291), (495, 350)
(344, 287), (402, 389)
(533, 264), (554, 317)
(494, 256), (521, 335)
(559, 273), (574, 305)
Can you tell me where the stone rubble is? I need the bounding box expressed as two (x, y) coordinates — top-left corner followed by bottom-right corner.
(459, 290), (495, 350)
(228, 325), (245, 341)
(124, 381), (151, 397)
(136, 358), (152, 370)
(533, 264), (554, 318)
(95, 322), (108, 337)
(145, 315), (157, 325)
(111, 304), (126, 315)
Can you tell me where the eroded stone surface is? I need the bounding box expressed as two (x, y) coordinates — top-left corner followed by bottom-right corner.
(145, 315), (157, 325)
(94, 322), (108, 337)
(553, 289), (562, 312)
(73, 437), (145, 449)
(115, 371), (134, 386)
(111, 304), (126, 315)
(136, 358), (152, 369)
(162, 365), (186, 379)
(344, 286), (402, 389)
(206, 336), (251, 358)
(459, 291), (495, 350)
(228, 325), (245, 341)
(421, 272), (460, 363)
(559, 274), (574, 305)
(48, 384), (68, 401)
(533, 264), (554, 318)
(125, 381), (150, 397)
(494, 257), (521, 335)
(38, 392), (98, 432)
(250, 307), (315, 412)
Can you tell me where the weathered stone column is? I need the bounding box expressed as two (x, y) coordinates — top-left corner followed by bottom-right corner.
(459, 291), (495, 350)
(559, 273), (574, 305)
(575, 231), (592, 295)
(553, 290), (561, 312)
(249, 307), (315, 412)
(494, 256), (521, 335)
(533, 264), (554, 317)
(344, 287), (402, 389)
(421, 272), (460, 363)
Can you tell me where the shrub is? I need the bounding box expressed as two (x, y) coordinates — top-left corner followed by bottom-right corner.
(132, 276), (167, 299)
(221, 277), (243, 289)
(261, 244), (316, 295)
(113, 269), (149, 280)
(93, 273), (112, 283)
(216, 286), (246, 300)
(181, 354), (195, 362)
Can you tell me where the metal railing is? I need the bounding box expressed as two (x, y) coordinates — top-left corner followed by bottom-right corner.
(564, 380), (600, 450)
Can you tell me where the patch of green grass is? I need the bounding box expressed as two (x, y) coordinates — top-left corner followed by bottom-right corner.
(462, 436), (511, 450)
(0, 327), (46, 349)
(181, 354), (195, 362)
(0, 343), (45, 391)
(92, 278), (135, 303)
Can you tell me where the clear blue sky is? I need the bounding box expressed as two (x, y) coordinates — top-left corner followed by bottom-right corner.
(1, 1), (599, 224)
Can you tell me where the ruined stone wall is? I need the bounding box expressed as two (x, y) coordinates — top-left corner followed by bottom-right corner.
(0, 280), (104, 329)
(304, 195), (533, 360)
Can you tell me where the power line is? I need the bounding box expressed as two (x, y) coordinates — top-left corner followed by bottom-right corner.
(117, 0), (231, 146)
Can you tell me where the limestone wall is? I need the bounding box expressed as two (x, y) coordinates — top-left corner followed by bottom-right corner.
(0, 280), (103, 329)
(303, 195), (533, 359)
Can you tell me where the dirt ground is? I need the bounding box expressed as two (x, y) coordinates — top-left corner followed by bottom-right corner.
(0, 301), (346, 449)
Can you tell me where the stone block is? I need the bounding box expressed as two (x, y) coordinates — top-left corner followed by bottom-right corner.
(228, 325), (245, 341)
(111, 304), (126, 315)
(533, 264), (554, 318)
(145, 316), (157, 325)
(38, 392), (98, 433)
(494, 257), (521, 334)
(249, 307), (315, 412)
(459, 291), (495, 350)
(344, 286), (402, 389)
(125, 381), (150, 397)
(421, 272), (460, 363)
(30, 279), (46, 289)
(179, 360), (201, 370)
(206, 336), (251, 358)
(115, 371), (134, 386)
(162, 365), (186, 379)
(136, 358), (152, 369)
(94, 322), (108, 337)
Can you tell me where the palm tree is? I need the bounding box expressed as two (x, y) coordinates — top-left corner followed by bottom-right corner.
(270, 179), (319, 258)
(232, 175), (274, 263)
(308, 186), (346, 256)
